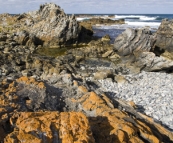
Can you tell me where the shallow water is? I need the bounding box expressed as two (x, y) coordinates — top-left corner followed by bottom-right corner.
(35, 47), (68, 57)
(93, 27), (125, 44)
(35, 45), (86, 57)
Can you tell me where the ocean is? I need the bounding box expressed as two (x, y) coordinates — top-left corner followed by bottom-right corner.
(76, 14), (173, 43)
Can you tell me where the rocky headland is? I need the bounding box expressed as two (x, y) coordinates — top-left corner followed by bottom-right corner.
(0, 3), (173, 143)
(79, 17), (125, 26)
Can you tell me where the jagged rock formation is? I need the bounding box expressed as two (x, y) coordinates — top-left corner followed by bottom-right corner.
(152, 19), (173, 53)
(0, 3), (93, 47)
(135, 52), (173, 72)
(112, 24), (173, 72)
(27, 3), (80, 46)
(113, 28), (152, 56)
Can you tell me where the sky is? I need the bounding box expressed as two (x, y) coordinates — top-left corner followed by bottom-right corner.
(0, 0), (173, 14)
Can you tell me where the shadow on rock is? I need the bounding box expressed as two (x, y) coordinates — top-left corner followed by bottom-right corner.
(89, 116), (121, 143)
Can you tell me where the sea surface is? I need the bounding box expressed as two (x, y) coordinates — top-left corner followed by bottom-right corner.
(75, 14), (173, 43)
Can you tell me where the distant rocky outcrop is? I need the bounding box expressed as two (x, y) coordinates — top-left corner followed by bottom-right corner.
(82, 17), (125, 25)
(113, 28), (152, 56)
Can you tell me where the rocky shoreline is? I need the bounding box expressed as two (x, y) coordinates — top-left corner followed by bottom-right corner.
(0, 3), (173, 143)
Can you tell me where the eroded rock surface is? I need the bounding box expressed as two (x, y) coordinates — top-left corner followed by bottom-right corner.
(0, 3), (92, 47)
(4, 112), (95, 143)
(113, 28), (152, 56)
(153, 19), (173, 52)
(1, 76), (173, 143)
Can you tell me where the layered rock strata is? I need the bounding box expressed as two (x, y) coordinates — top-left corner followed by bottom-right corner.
(0, 3), (92, 47)
(113, 28), (152, 56)
(152, 19), (173, 53)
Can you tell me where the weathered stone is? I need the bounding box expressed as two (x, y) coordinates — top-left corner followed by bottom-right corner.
(135, 52), (173, 72)
(0, 76), (173, 143)
(0, 3), (91, 47)
(4, 112), (95, 143)
(113, 28), (152, 56)
(94, 70), (113, 80)
(71, 91), (173, 143)
(152, 19), (173, 52)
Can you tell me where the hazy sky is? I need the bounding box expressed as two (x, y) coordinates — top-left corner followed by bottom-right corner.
(0, 0), (173, 14)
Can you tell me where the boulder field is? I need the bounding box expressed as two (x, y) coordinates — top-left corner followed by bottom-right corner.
(0, 2), (173, 143)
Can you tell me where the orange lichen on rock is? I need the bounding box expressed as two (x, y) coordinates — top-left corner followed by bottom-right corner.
(78, 85), (88, 93)
(16, 76), (45, 89)
(138, 112), (173, 141)
(73, 91), (171, 143)
(73, 80), (78, 87)
(4, 112), (95, 143)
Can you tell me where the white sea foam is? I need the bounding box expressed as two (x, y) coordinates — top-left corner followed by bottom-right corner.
(76, 17), (90, 21)
(115, 15), (141, 19)
(115, 15), (157, 21)
(139, 16), (158, 21)
(126, 21), (160, 27)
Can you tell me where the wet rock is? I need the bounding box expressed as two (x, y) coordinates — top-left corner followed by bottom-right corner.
(102, 50), (113, 57)
(78, 21), (94, 43)
(70, 38), (112, 58)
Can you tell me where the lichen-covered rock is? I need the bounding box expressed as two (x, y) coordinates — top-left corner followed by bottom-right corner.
(69, 82), (173, 143)
(113, 28), (152, 56)
(4, 112), (95, 143)
(1, 77), (173, 143)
